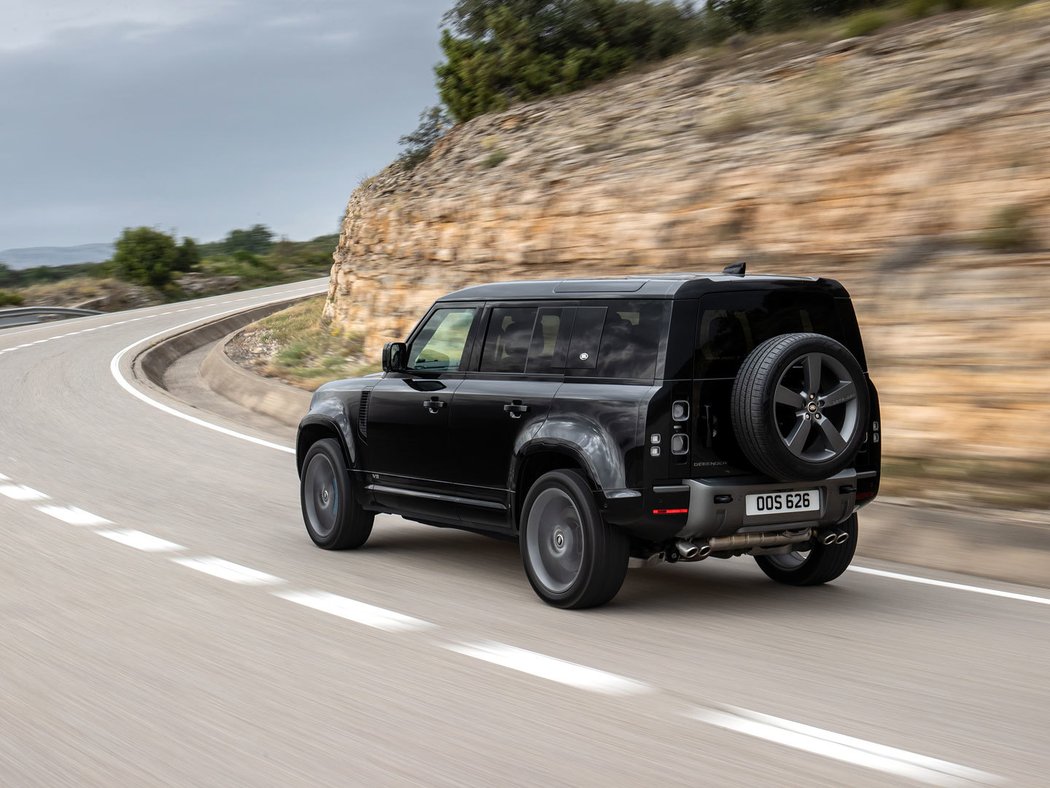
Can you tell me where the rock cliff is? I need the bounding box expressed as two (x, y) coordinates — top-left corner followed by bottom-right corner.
(326, 3), (1050, 488)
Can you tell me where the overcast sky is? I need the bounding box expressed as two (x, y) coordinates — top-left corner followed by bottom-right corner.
(1, 0), (449, 248)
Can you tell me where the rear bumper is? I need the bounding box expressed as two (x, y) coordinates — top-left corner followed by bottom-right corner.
(676, 469), (861, 540)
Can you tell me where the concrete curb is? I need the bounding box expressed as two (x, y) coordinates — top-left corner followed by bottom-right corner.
(856, 502), (1049, 588)
(200, 335), (311, 428)
(138, 298), (313, 389)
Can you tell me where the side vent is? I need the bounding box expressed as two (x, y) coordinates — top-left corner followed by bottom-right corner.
(358, 388), (372, 439)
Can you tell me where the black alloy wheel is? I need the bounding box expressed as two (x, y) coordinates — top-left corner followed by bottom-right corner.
(754, 514), (858, 585)
(300, 438), (373, 550)
(732, 333), (870, 481)
(520, 470), (629, 609)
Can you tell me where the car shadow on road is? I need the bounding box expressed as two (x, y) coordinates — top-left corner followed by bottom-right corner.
(363, 522), (864, 617)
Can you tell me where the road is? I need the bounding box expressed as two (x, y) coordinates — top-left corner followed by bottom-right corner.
(1, 279), (1047, 786)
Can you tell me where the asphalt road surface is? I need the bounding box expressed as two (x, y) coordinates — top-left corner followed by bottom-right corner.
(1, 280), (1047, 787)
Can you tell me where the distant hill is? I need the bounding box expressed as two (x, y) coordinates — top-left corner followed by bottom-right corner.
(0, 243), (114, 269)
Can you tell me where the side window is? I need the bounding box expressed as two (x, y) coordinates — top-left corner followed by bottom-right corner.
(565, 307), (607, 369)
(526, 307), (574, 373)
(595, 302), (668, 379)
(480, 307), (537, 373)
(407, 307), (476, 372)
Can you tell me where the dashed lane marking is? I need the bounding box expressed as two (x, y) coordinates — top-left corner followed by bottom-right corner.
(274, 590), (434, 633)
(687, 705), (1002, 786)
(849, 565), (1050, 606)
(35, 504), (112, 526)
(96, 529), (184, 553)
(172, 556), (284, 585)
(0, 484), (49, 502)
(445, 641), (651, 696)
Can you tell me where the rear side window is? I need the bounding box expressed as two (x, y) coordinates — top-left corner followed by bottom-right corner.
(594, 302), (666, 379)
(696, 290), (842, 378)
(480, 307), (537, 373)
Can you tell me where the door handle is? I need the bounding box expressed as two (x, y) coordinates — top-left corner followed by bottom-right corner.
(503, 400), (529, 419)
(422, 397), (446, 413)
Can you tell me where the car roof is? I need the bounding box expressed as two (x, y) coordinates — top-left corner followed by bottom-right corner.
(438, 272), (840, 302)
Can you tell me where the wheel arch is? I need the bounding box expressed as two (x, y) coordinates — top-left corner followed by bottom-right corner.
(296, 414), (356, 476)
(510, 444), (597, 532)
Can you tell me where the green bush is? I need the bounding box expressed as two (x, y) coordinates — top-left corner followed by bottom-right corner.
(111, 227), (183, 287)
(482, 149), (508, 168)
(0, 289), (24, 306)
(981, 205), (1035, 252)
(842, 8), (891, 36)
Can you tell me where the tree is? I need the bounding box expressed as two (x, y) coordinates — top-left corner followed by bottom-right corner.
(0, 262), (16, 289)
(222, 224), (274, 256)
(111, 227), (181, 287)
(436, 0), (696, 121)
(175, 237), (200, 272)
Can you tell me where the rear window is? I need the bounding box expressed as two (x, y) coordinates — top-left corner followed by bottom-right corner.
(695, 290), (842, 378)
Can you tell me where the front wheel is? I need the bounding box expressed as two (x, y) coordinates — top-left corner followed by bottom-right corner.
(300, 438), (374, 550)
(754, 514), (858, 585)
(520, 470), (629, 609)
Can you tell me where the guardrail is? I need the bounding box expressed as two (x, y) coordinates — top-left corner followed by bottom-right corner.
(0, 306), (102, 330)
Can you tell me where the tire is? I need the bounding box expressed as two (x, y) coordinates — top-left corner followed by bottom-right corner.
(519, 470), (629, 609)
(300, 438), (374, 550)
(732, 332), (870, 482)
(754, 515), (858, 585)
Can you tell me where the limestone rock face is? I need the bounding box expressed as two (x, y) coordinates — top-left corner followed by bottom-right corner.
(326, 4), (1050, 466)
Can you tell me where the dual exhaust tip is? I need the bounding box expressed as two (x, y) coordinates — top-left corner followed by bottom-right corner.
(674, 540), (710, 561)
(671, 528), (847, 561)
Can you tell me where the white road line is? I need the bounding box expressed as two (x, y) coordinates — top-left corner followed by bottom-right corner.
(172, 556), (283, 585)
(688, 705), (1001, 786)
(0, 484), (49, 501)
(275, 590), (434, 632)
(0, 472), (8, 481)
(849, 565), (1050, 606)
(107, 289), (324, 455)
(35, 505), (112, 526)
(96, 529), (184, 553)
(445, 641), (651, 696)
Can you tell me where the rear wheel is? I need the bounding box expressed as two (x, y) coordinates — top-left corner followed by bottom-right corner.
(520, 470), (629, 609)
(300, 438), (373, 550)
(754, 515), (858, 585)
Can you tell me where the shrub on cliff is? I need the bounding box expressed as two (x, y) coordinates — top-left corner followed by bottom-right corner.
(437, 0), (696, 121)
(398, 106), (454, 168)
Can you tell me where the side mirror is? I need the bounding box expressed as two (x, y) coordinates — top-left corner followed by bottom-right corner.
(382, 341), (407, 373)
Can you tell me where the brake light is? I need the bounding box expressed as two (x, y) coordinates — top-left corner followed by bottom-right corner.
(652, 508), (688, 515)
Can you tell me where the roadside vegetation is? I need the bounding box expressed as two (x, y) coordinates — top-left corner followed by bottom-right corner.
(226, 296), (378, 390)
(0, 224), (337, 311)
(398, 0), (1036, 166)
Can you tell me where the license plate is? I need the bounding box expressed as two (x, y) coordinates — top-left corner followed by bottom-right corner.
(745, 490), (819, 517)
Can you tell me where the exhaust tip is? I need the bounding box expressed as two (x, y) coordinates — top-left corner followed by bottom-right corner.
(696, 543), (712, 558)
(821, 532), (837, 546)
(674, 539), (699, 560)
(835, 531), (849, 545)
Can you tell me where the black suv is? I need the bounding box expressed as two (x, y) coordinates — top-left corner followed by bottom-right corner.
(297, 268), (880, 608)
